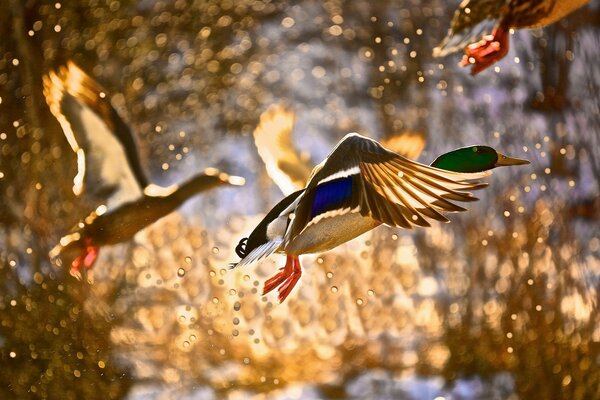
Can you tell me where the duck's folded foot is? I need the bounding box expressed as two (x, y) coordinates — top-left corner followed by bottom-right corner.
(83, 244), (98, 268)
(262, 255), (302, 303)
(69, 242), (99, 283)
(263, 255), (294, 295)
(460, 25), (509, 75)
(70, 254), (85, 281)
(277, 256), (301, 303)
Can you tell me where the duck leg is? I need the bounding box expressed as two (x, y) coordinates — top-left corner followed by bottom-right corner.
(277, 256), (302, 303)
(70, 254), (85, 280)
(69, 239), (99, 282)
(460, 23), (510, 75)
(263, 254), (295, 295)
(83, 243), (99, 269)
(262, 255), (302, 303)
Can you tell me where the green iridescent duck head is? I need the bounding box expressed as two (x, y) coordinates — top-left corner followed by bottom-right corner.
(431, 146), (530, 173)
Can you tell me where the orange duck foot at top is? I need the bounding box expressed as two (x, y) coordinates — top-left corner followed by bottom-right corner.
(460, 25), (510, 75)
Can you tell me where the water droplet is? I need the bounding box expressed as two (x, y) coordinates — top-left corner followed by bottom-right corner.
(317, 257), (324, 264)
(177, 268), (185, 277)
(233, 302), (241, 311)
(233, 317), (240, 325)
(229, 289), (237, 296)
(330, 286), (338, 293)
(209, 270), (216, 277)
(189, 334), (197, 342)
(326, 272), (333, 279)
(183, 341), (190, 348)
(185, 256), (192, 264)
(243, 275), (250, 281)
(243, 357), (250, 364)
(356, 298), (364, 306)
(212, 247), (219, 254)
(232, 329), (239, 336)
(367, 289), (375, 296)
(212, 297), (219, 304)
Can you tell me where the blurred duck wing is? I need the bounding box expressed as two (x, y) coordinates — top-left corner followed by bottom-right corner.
(381, 131), (427, 161)
(43, 61), (147, 207)
(253, 104), (313, 195)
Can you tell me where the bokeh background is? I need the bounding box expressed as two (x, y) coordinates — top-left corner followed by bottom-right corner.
(1, 0), (599, 399)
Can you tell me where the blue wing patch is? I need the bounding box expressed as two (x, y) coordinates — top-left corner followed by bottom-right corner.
(310, 177), (354, 218)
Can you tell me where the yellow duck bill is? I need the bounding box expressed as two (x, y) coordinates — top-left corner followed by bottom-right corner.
(495, 153), (530, 167)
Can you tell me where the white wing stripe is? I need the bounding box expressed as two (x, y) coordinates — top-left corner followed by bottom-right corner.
(317, 166), (360, 185)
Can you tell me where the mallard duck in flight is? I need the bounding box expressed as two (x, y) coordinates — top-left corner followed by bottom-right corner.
(44, 61), (244, 280)
(433, 0), (589, 74)
(231, 133), (529, 303)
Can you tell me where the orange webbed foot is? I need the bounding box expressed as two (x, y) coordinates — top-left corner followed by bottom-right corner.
(262, 255), (302, 303)
(69, 240), (99, 283)
(460, 25), (510, 75)
(263, 255), (294, 295)
(70, 254), (85, 281)
(277, 259), (301, 303)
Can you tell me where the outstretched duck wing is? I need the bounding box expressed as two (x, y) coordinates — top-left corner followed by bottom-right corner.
(43, 61), (147, 206)
(290, 133), (490, 237)
(253, 104), (313, 195)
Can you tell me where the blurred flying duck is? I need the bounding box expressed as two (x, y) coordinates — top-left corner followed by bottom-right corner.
(253, 104), (426, 195)
(44, 61), (244, 280)
(232, 133), (529, 302)
(433, 0), (589, 74)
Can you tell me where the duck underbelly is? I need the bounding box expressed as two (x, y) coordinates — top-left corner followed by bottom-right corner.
(284, 211), (381, 255)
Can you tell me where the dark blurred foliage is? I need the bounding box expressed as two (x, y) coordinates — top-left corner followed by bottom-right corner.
(0, 0), (599, 399)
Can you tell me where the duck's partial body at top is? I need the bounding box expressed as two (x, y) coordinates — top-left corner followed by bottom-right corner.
(231, 133), (530, 303)
(434, 0), (589, 74)
(44, 61), (244, 281)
